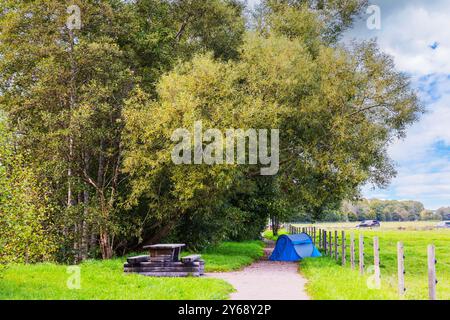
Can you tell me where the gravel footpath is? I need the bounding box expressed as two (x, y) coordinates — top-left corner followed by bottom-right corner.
(206, 244), (310, 300)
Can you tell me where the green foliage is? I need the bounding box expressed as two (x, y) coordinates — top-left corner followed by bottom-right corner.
(257, 0), (368, 43)
(0, 121), (56, 266)
(302, 228), (450, 300)
(121, 0), (246, 89)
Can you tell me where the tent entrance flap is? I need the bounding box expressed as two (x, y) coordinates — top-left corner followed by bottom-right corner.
(269, 233), (322, 262)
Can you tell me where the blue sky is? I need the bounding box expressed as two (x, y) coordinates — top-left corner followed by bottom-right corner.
(348, 0), (450, 209)
(247, 0), (450, 209)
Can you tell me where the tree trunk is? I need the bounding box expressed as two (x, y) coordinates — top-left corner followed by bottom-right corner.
(98, 193), (113, 259)
(271, 216), (279, 236)
(67, 29), (76, 208)
(99, 229), (113, 259)
(141, 223), (175, 248)
(81, 187), (89, 260)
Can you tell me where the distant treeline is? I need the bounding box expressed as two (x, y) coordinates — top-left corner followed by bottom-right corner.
(320, 199), (450, 222)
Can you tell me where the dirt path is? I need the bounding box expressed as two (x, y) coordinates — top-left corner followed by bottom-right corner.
(206, 243), (310, 300)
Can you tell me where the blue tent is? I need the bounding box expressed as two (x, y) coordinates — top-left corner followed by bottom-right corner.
(270, 233), (321, 261)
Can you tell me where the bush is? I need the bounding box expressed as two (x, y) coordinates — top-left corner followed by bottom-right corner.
(0, 122), (55, 265)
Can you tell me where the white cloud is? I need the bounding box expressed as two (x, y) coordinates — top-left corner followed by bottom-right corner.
(349, 0), (450, 74)
(388, 76), (450, 163)
(380, 7), (450, 74)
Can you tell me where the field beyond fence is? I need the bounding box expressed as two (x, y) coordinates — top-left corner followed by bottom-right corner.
(289, 222), (450, 300)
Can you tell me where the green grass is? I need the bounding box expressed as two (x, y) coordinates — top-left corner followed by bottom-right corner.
(301, 258), (399, 300)
(0, 241), (264, 300)
(298, 226), (450, 300)
(262, 229), (288, 241)
(200, 241), (264, 272)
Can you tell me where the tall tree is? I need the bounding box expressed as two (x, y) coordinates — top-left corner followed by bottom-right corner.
(0, 0), (136, 259)
(123, 31), (421, 245)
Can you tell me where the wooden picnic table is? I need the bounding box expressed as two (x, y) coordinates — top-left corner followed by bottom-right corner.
(125, 243), (204, 277)
(143, 244), (186, 262)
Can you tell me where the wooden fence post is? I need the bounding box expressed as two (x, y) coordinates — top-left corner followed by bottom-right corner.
(318, 229), (322, 249)
(334, 230), (339, 261)
(428, 245), (437, 300)
(397, 242), (405, 296)
(359, 234), (364, 275)
(322, 229), (325, 249)
(373, 236), (381, 288)
(320, 229), (326, 250)
(313, 228), (316, 245)
(323, 230), (327, 255)
(328, 231), (332, 257)
(341, 231), (346, 266)
(350, 233), (355, 270)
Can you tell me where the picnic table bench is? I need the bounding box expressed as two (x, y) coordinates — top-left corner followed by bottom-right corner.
(181, 254), (202, 263)
(124, 244), (204, 277)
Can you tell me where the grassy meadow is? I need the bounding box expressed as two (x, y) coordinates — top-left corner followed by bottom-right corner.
(292, 222), (450, 300)
(0, 241), (264, 300)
